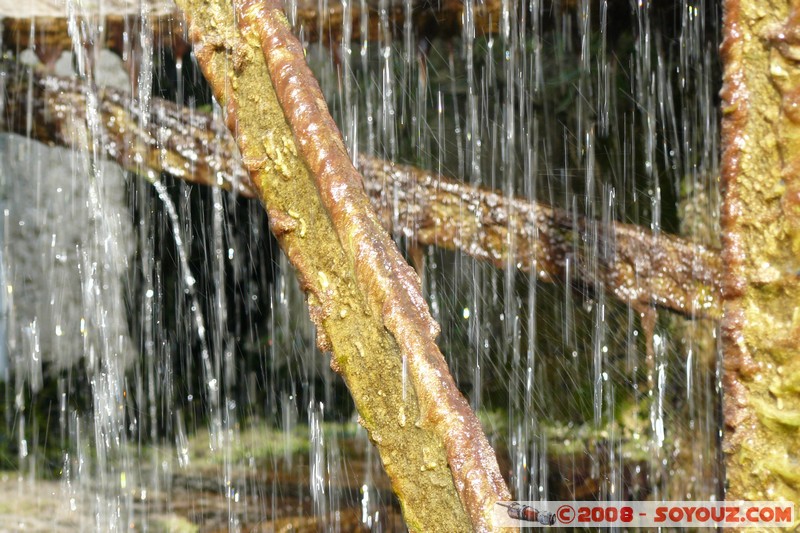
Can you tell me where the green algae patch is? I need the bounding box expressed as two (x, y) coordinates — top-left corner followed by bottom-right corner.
(151, 514), (200, 533)
(752, 397), (800, 428)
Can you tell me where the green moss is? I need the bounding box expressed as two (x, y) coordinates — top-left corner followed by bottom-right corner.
(184, 421), (361, 467)
(751, 398), (800, 428)
(150, 514), (200, 533)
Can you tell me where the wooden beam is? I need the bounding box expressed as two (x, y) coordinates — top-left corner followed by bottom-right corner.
(3, 69), (723, 320)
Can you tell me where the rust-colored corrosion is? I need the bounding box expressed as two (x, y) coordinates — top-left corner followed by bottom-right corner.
(233, 1), (511, 527)
(292, 0), (501, 44)
(2, 70), (723, 320)
(2, 0), (643, 58)
(172, 0), (510, 529)
(1, 0), (500, 59)
(720, 0), (800, 506)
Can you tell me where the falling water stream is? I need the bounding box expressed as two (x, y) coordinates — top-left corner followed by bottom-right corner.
(0, 0), (723, 530)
